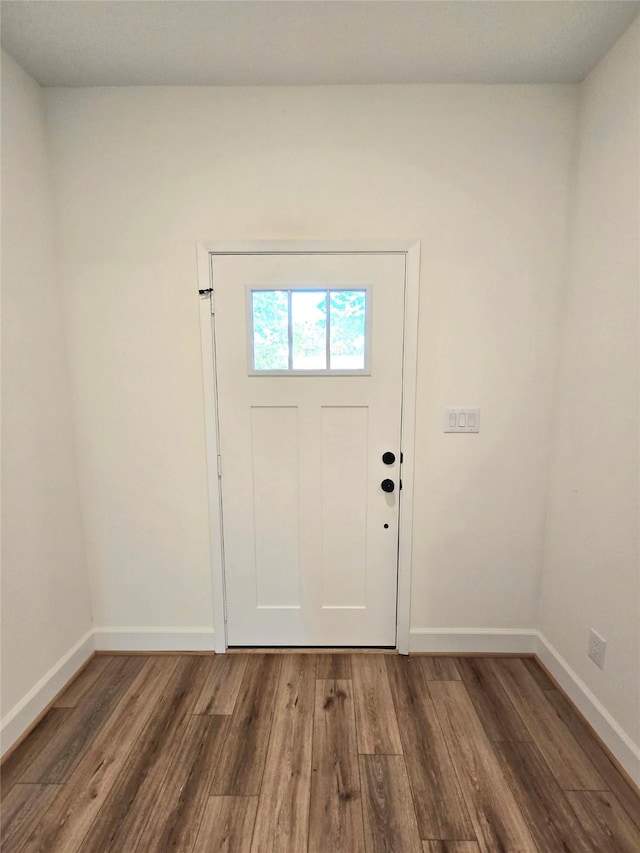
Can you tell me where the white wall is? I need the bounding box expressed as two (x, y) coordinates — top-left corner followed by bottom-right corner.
(539, 20), (639, 761)
(44, 83), (577, 639)
(1, 52), (93, 738)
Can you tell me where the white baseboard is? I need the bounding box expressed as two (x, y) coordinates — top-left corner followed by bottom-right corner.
(536, 633), (640, 786)
(4, 625), (637, 786)
(93, 626), (216, 652)
(409, 628), (538, 654)
(0, 629), (95, 758)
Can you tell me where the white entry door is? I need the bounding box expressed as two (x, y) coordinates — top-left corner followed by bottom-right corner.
(212, 253), (406, 646)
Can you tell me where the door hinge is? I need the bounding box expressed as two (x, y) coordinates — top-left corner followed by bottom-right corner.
(223, 599), (228, 623)
(199, 287), (215, 314)
(217, 455), (222, 478)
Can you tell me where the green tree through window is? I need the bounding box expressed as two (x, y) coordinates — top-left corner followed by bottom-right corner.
(252, 289), (367, 371)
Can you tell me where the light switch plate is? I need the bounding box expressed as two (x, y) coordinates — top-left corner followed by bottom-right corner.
(444, 408), (480, 433)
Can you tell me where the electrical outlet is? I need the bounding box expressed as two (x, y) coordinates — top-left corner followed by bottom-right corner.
(588, 629), (607, 669)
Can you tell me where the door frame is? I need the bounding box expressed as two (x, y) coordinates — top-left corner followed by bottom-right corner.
(196, 240), (421, 654)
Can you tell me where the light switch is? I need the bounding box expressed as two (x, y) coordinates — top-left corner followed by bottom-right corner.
(444, 408), (480, 433)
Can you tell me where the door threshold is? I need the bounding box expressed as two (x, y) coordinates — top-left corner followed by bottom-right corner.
(227, 646), (397, 654)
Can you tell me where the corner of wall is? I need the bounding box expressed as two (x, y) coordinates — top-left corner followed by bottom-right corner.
(1, 50), (94, 756)
(536, 16), (640, 773)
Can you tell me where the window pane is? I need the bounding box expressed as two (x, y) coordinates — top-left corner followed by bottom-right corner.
(252, 290), (289, 370)
(291, 291), (327, 370)
(329, 290), (366, 369)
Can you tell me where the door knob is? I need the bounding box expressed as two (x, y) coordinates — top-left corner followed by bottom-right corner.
(381, 479), (395, 493)
(382, 451), (396, 465)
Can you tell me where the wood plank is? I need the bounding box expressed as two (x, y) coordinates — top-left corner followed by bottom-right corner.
(490, 659), (605, 790)
(495, 740), (596, 851)
(10, 651), (638, 853)
(359, 754), (422, 853)
(521, 657), (555, 691)
(211, 654), (281, 796)
(53, 656), (114, 708)
(546, 689), (640, 830)
(20, 656), (146, 784)
(250, 654), (316, 853)
(457, 658), (530, 743)
(566, 790), (640, 852)
(351, 655), (402, 755)
(1, 784), (60, 851)
(132, 715), (229, 852)
(417, 657), (461, 681)
(0, 709), (70, 800)
(309, 680), (365, 853)
(193, 796), (258, 853)
(385, 656), (474, 841)
(193, 654), (248, 715)
(21, 656), (180, 852)
(79, 656), (214, 852)
(316, 654), (352, 679)
(428, 681), (536, 852)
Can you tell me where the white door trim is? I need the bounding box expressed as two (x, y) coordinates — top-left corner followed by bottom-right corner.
(197, 240), (421, 654)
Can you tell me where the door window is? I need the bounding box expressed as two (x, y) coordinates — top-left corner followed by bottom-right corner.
(249, 287), (369, 374)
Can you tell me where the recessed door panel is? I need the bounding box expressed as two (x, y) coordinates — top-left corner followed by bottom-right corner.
(321, 406), (368, 608)
(251, 407), (300, 609)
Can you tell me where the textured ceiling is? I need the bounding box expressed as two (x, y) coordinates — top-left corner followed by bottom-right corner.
(1, 1), (639, 87)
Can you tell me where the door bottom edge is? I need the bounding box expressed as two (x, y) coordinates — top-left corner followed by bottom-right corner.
(226, 645), (397, 653)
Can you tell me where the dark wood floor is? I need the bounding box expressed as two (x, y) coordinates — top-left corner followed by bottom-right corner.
(1, 653), (639, 852)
